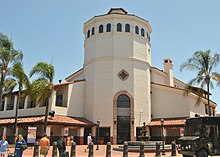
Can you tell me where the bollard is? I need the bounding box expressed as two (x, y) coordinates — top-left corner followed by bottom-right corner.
(106, 142), (111, 157)
(171, 141), (177, 156)
(139, 142), (145, 157)
(88, 142), (94, 157)
(123, 142), (128, 157)
(33, 141), (39, 157)
(52, 141), (58, 157)
(70, 142), (76, 157)
(155, 142), (161, 156)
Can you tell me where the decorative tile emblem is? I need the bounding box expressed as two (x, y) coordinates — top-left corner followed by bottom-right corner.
(118, 69), (129, 81)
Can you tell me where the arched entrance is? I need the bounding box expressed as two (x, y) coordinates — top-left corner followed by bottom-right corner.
(113, 91), (134, 144)
(117, 94), (131, 144)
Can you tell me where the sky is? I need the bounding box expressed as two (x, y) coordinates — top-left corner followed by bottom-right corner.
(1, 1), (220, 112)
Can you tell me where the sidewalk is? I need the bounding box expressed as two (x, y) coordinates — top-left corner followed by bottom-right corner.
(8, 145), (183, 157)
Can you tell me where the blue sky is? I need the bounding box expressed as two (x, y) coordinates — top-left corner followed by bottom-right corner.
(1, 1), (220, 112)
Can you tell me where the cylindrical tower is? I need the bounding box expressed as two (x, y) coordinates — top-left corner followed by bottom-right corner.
(83, 8), (152, 144)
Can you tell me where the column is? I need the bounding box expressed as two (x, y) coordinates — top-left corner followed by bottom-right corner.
(164, 128), (167, 143)
(92, 127), (96, 137)
(46, 126), (52, 136)
(3, 127), (7, 136)
(77, 127), (84, 145)
(13, 95), (18, 111)
(24, 96), (29, 109)
(3, 97), (7, 111)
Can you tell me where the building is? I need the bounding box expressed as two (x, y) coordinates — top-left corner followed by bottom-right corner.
(0, 8), (217, 145)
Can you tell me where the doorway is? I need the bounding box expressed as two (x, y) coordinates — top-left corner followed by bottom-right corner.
(117, 94), (131, 144)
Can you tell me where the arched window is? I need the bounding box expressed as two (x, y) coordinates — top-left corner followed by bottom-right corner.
(106, 23), (111, 32)
(125, 24), (130, 32)
(141, 28), (145, 37)
(92, 27), (95, 36)
(117, 94), (130, 108)
(146, 32), (149, 39)
(99, 25), (103, 33)
(117, 23), (122, 32)
(135, 26), (139, 34)
(87, 30), (90, 38)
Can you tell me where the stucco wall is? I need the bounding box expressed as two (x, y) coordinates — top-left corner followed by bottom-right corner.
(67, 81), (85, 117)
(151, 84), (190, 118)
(151, 84), (207, 119)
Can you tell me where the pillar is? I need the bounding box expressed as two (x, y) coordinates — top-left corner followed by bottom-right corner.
(24, 96), (29, 109)
(46, 126), (52, 136)
(13, 95), (18, 111)
(3, 127), (7, 136)
(3, 97), (7, 111)
(77, 127), (84, 145)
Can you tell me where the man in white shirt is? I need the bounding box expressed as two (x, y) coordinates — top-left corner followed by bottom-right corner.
(85, 133), (92, 152)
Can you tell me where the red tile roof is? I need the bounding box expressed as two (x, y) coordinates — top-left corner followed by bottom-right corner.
(0, 115), (96, 126)
(147, 118), (186, 127)
(53, 82), (73, 87)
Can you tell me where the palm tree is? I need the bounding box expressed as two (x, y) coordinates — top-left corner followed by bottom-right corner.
(30, 62), (55, 132)
(0, 33), (23, 107)
(4, 62), (30, 136)
(180, 50), (220, 116)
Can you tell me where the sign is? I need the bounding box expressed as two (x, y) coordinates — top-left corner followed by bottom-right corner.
(64, 128), (69, 136)
(27, 127), (37, 143)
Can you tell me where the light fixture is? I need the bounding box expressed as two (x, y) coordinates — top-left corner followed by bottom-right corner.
(132, 117), (135, 125)
(114, 117), (117, 124)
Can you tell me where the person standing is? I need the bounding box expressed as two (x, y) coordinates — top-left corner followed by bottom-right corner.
(39, 133), (50, 157)
(15, 134), (27, 157)
(85, 133), (92, 152)
(0, 136), (10, 157)
(57, 137), (66, 157)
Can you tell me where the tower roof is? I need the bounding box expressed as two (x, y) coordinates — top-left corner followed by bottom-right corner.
(107, 8), (128, 15)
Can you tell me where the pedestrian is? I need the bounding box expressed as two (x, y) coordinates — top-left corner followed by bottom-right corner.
(0, 135), (10, 157)
(85, 133), (92, 152)
(57, 137), (66, 157)
(39, 133), (50, 157)
(15, 134), (27, 157)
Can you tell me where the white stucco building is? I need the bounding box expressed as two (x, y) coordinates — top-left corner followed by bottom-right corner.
(0, 8), (217, 145)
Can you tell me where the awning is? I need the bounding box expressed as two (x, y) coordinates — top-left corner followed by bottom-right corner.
(0, 115), (96, 127)
(147, 118), (186, 127)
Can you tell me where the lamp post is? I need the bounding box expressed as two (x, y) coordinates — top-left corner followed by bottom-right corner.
(96, 119), (100, 150)
(160, 118), (165, 155)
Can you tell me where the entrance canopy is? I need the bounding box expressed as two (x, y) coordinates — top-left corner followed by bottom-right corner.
(0, 115), (96, 127)
(147, 118), (186, 127)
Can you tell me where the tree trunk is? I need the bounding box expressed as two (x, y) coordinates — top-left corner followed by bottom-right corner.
(14, 91), (20, 142)
(207, 83), (211, 116)
(43, 91), (50, 133)
(0, 71), (5, 109)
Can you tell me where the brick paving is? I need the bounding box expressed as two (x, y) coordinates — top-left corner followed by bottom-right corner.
(8, 145), (183, 157)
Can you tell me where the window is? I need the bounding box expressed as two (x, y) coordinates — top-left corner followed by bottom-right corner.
(27, 100), (36, 108)
(205, 105), (209, 115)
(0, 98), (4, 111)
(135, 26), (139, 34)
(141, 28), (145, 37)
(146, 32), (149, 39)
(19, 96), (25, 109)
(6, 96), (14, 110)
(117, 23), (122, 32)
(212, 108), (215, 116)
(125, 24), (130, 32)
(87, 30), (90, 38)
(92, 27), (95, 36)
(117, 94), (130, 108)
(106, 23), (111, 32)
(56, 95), (63, 107)
(99, 25), (103, 33)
